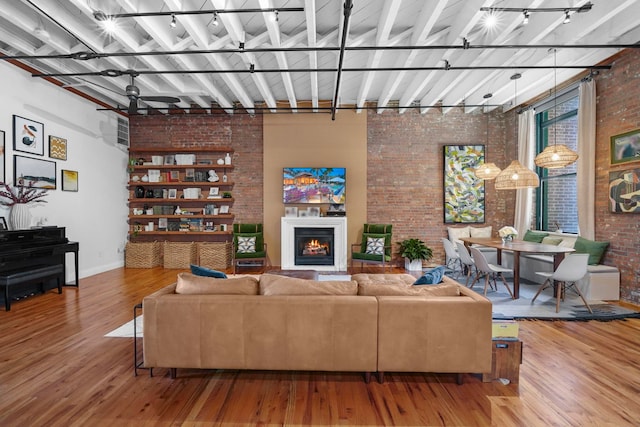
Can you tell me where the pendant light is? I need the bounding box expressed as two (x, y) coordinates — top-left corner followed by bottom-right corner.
(475, 94), (502, 180)
(534, 49), (579, 168)
(495, 73), (540, 190)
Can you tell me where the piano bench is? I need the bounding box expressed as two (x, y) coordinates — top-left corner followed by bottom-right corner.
(0, 264), (65, 311)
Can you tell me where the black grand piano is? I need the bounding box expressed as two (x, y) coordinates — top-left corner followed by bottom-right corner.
(0, 226), (79, 309)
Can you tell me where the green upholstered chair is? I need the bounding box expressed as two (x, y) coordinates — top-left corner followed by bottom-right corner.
(233, 223), (269, 274)
(351, 224), (393, 271)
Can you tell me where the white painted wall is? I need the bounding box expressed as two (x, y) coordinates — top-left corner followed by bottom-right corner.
(0, 61), (129, 280)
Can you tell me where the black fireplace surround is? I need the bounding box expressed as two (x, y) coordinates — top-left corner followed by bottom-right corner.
(294, 227), (334, 266)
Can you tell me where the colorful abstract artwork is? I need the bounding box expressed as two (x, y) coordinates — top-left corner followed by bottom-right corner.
(49, 135), (67, 160)
(13, 115), (44, 156)
(61, 169), (78, 192)
(609, 168), (640, 213)
(443, 145), (485, 223)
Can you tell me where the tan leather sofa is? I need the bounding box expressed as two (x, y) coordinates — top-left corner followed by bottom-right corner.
(143, 273), (492, 382)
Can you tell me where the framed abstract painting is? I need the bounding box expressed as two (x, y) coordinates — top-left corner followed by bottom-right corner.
(13, 115), (44, 156)
(443, 144), (485, 224)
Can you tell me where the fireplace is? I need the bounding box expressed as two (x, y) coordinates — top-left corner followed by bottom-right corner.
(294, 227), (334, 266)
(281, 217), (347, 271)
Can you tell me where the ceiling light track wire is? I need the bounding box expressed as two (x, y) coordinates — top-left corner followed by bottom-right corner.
(93, 7), (303, 20)
(31, 63), (612, 78)
(4, 43), (638, 62)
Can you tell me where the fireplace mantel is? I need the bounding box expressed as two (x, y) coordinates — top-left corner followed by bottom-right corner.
(281, 217), (347, 271)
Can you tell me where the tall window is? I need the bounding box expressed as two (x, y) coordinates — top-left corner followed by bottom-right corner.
(534, 90), (579, 233)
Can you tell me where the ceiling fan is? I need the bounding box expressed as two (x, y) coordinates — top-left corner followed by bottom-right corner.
(125, 72), (181, 114)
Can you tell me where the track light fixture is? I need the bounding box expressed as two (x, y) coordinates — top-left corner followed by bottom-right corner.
(272, 10), (279, 22)
(480, 2), (591, 24)
(213, 11), (219, 26)
(170, 14), (176, 28)
(92, 7), (303, 21)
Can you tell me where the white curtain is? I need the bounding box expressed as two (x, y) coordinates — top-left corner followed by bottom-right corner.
(514, 109), (536, 235)
(578, 79), (596, 239)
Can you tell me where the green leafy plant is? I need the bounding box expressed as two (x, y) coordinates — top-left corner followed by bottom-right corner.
(222, 191), (232, 198)
(397, 238), (433, 262)
(0, 182), (48, 207)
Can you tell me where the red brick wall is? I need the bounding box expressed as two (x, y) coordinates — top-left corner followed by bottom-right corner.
(593, 48), (640, 303)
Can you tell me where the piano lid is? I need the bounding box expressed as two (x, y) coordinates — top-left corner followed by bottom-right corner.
(0, 226), (68, 248)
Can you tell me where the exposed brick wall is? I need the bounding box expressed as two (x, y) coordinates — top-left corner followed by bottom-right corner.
(593, 48), (640, 303)
(366, 107), (512, 265)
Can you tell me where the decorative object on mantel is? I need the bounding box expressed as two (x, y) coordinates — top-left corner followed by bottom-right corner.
(0, 182), (48, 230)
(397, 238), (433, 271)
(498, 226), (518, 244)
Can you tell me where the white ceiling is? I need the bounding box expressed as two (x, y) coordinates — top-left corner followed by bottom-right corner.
(1, 0), (638, 116)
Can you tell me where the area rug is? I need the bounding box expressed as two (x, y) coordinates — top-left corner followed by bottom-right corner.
(105, 315), (142, 338)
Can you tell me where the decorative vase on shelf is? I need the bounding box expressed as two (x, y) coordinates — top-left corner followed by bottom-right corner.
(10, 203), (33, 230)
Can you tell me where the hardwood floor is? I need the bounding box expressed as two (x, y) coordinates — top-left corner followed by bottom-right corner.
(1, 266), (639, 426)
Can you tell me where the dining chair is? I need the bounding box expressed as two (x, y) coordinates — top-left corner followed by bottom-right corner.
(455, 242), (478, 287)
(442, 238), (462, 278)
(531, 253), (592, 313)
(469, 246), (515, 299)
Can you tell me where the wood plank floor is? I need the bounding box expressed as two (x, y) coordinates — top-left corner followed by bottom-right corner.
(1, 266), (639, 426)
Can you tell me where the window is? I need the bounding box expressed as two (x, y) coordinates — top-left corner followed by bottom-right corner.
(534, 90), (579, 233)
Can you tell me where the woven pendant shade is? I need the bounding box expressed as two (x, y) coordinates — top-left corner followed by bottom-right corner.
(475, 162), (502, 180)
(495, 160), (540, 190)
(534, 144), (579, 168)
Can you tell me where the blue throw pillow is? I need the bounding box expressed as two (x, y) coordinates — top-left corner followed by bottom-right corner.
(190, 264), (227, 279)
(414, 265), (445, 285)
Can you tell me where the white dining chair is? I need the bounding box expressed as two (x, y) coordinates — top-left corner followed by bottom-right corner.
(455, 242), (478, 287)
(442, 238), (462, 278)
(469, 246), (515, 298)
(531, 253), (592, 313)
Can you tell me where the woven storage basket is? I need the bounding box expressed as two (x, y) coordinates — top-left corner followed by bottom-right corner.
(197, 242), (232, 270)
(125, 241), (162, 268)
(163, 241), (196, 269)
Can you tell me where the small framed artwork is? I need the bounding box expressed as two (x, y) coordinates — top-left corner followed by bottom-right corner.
(611, 129), (640, 165)
(158, 218), (168, 231)
(49, 136), (67, 160)
(298, 210), (308, 217)
(185, 168), (195, 182)
(307, 207), (321, 217)
(208, 187), (219, 197)
(285, 206), (298, 217)
(219, 205), (229, 214)
(13, 115), (44, 156)
(14, 155), (56, 189)
(163, 155), (175, 165)
(0, 217), (7, 231)
(608, 168), (640, 213)
(0, 130), (5, 182)
(168, 189), (178, 199)
(169, 170), (180, 182)
(61, 169), (78, 191)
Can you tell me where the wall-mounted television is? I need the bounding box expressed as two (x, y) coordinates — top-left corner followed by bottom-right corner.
(283, 167), (346, 204)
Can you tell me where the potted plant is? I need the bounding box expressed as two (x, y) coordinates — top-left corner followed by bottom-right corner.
(0, 182), (48, 230)
(397, 238), (433, 271)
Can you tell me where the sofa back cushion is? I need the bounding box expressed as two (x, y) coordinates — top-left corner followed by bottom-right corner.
(259, 274), (357, 296)
(523, 230), (549, 243)
(541, 236), (563, 246)
(470, 226), (492, 238)
(447, 226), (470, 245)
(175, 273), (259, 295)
(358, 282), (460, 297)
(574, 236), (609, 265)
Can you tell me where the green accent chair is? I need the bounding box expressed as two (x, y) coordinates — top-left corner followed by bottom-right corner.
(351, 224), (393, 271)
(233, 223), (270, 274)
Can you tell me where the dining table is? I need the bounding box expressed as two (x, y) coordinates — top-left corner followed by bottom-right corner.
(460, 237), (575, 299)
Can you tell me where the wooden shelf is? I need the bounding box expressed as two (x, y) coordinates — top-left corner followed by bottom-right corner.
(128, 198), (234, 204)
(129, 214), (234, 220)
(129, 147), (233, 153)
(131, 231), (232, 236)
(131, 164), (234, 171)
(128, 181), (234, 187)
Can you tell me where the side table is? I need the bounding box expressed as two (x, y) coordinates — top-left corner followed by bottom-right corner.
(482, 339), (523, 384)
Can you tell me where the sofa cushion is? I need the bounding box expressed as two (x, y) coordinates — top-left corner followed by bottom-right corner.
(358, 282), (460, 297)
(447, 226), (470, 245)
(523, 230), (548, 243)
(259, 274), (357, 296)
(574, 236), (609, 265)
(470, 226), (492, 238)
(175, 273), (259, 295)
(359, 233), (389, 254)
(413, 265), (445, 285)
(541, 236), (563, 246)
(237, 235), (256, 253)
(190, 264), (227, 278)
(351, 273), (416, 287)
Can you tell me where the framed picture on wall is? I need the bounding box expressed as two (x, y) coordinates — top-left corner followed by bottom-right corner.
(610, 129), (640, 165)
(13, 115), (44, 156)
(443, 144), (485, 224)
(49, 135), (67, 160)
(608, 168), (640, 213)
(61, 169), (78, 191)
(14, 155), (56, 189)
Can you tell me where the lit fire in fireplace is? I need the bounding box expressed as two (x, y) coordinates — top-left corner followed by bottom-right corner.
(302, 239), (329, 256)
